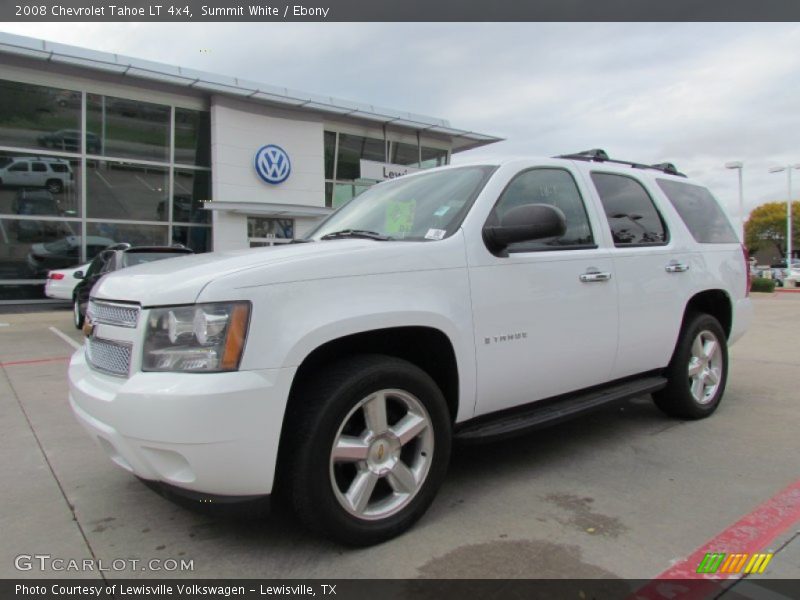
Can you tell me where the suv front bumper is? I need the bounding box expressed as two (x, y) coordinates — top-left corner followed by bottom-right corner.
(68, 348), (296, 497)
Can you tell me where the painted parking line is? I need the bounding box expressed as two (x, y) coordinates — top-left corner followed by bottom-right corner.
(49, 326), (82, 350)
(0, 356), (70, 368)
(633, 478), (800, 599)
(93, 168), (113, 189)
(135, 174), (157, 192)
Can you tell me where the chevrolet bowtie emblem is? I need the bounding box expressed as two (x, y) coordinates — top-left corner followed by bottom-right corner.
(82, 319), (94, 338)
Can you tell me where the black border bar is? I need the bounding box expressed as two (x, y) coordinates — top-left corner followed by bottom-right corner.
(0, 0), (799, 22)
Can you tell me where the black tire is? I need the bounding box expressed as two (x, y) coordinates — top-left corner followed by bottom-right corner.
(73, 297), (84, 330)
(46, 179), (63, 194)
(653, 313), (728, 419)
(281, 354), (452, 546)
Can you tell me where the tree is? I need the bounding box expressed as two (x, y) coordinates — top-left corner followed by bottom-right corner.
(744, 201), (800, 256)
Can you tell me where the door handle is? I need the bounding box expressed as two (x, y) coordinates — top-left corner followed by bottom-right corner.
(665, 261), (690, 273)
(579, 270), (612, 283)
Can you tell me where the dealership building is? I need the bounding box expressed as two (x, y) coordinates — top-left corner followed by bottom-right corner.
(0, 32), (500, 303)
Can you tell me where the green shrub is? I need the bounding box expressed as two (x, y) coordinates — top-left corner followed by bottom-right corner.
(751, 277), (776, 293)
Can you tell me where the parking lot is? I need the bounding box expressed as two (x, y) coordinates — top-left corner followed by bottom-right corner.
(1, 294), (798, 581)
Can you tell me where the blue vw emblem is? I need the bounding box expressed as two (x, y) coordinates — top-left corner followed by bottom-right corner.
(254, 144), (291, 184)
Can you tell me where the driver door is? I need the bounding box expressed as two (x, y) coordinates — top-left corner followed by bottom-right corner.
(468, 166), (619, 416)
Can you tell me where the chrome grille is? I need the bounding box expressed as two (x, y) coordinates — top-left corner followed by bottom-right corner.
(87, 337), (132, 377)
(88, 300), (140, 328)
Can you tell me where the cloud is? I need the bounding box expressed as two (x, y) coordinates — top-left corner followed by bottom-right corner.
(1, 21), (799, 218)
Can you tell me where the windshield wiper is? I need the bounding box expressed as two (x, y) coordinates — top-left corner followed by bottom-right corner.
(320, 229), (393, 241)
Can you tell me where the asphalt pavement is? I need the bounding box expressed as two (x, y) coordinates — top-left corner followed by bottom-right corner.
(0, 294), (798, 582)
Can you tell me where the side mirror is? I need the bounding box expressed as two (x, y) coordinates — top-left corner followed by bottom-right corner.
(73, 270), (84, 279)
(483, 203), (567, 255)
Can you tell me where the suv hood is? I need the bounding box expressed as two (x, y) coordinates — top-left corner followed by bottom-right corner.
(92, 238), (464, 306)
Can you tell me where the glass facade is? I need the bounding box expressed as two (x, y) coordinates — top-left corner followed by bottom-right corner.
(0, 78), (211, 301)
(323, 130), (450, 209)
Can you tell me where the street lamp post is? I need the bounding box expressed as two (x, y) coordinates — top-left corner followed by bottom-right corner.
(725, 161), (744, 241)
(768, 165), (798, 271)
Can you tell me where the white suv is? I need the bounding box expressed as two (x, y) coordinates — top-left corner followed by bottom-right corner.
(0, 156), (73, 193)
(68, 149), (752, 545)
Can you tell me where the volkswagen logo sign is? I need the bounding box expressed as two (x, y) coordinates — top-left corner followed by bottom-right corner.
(254, 144), (291, 185)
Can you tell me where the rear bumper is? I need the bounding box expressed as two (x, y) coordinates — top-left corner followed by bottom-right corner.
(68, 348), (296, 496)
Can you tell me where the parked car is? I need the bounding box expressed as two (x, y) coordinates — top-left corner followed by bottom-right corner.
(72, 244), (194, 329)
(37, 129), (102, 154)
(27, 235), (116, 276)
(769, 259), (800, 269)
(68, 150), (752, 546)
(45, 263), (90, 300)
(10, 188), (65, 242)
(0, 156), (73, 193)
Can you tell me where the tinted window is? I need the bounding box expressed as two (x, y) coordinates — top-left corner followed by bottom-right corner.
(657, 179), (738, 243)
(9, 162), (28, 172)
(420, 146), (448, 169)
(87, 94), (170, 162)
(32, 162), (46, 172)
(0, 79), (81, 153)
(172, 169), (211, 224)
(490, 168), (594, 252)
(174, 108), (211, 167)
(336, 134), (385, 180)
(324, 131), (336, 180)
(172, 225), (211, 253)
(86, 160), (168, 221)
(86, 222), (168, 247)
(591, 173), (668, 246)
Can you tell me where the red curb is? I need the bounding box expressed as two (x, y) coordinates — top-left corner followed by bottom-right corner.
(0, 356), (70, 367)
(632, 478), (800, 598)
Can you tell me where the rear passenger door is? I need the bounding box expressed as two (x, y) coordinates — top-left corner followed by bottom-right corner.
(588, 172), (691, 379)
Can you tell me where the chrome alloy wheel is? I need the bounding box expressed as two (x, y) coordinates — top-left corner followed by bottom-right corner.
(329, 389), (434, 521)
(688, 330), (723, 404)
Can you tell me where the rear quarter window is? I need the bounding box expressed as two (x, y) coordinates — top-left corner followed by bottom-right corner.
(656, 179), (738, 243)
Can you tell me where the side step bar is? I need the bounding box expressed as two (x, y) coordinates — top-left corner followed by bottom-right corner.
(455, 376), (667, 444)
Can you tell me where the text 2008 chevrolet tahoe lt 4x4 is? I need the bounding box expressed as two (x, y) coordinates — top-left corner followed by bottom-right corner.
(68, 150), (752, 545)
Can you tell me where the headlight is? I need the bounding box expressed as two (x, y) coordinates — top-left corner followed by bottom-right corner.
(143, 302), (250, 372)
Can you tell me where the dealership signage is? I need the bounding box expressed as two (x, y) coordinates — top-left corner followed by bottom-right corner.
(254, 144), (291, 184)
(360, 160), (421, 181)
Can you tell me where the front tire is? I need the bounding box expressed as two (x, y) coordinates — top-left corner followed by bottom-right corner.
(283, 355), (452, 546)
(653, 313), (728, 419)
(73, 297), (84, 330)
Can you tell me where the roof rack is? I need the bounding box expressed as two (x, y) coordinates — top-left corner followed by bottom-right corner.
(555, 148), (686, 177)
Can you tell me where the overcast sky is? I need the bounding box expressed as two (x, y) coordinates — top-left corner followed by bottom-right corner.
(1, 21), (799, 223)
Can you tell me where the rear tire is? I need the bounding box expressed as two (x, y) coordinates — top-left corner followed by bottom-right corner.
(282, 354), (452, 546)
(653, 313), (728, 419)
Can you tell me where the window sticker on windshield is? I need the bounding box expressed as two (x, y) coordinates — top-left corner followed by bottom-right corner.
(434, 205), (451, 217)
(385, 200), (416, 235)
(425, 228), (447, 240)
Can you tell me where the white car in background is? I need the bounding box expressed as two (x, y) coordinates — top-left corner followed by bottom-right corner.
(45, 263), (89, 300)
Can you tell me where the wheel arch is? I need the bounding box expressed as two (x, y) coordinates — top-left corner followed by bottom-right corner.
(285, 325), (460, 424)
(682, 289), (733, 338)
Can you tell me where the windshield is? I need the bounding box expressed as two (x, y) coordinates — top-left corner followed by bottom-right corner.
(122, 251), (190, 267)
(308, 166), (495, 241)
(43, 239), (73, 253)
